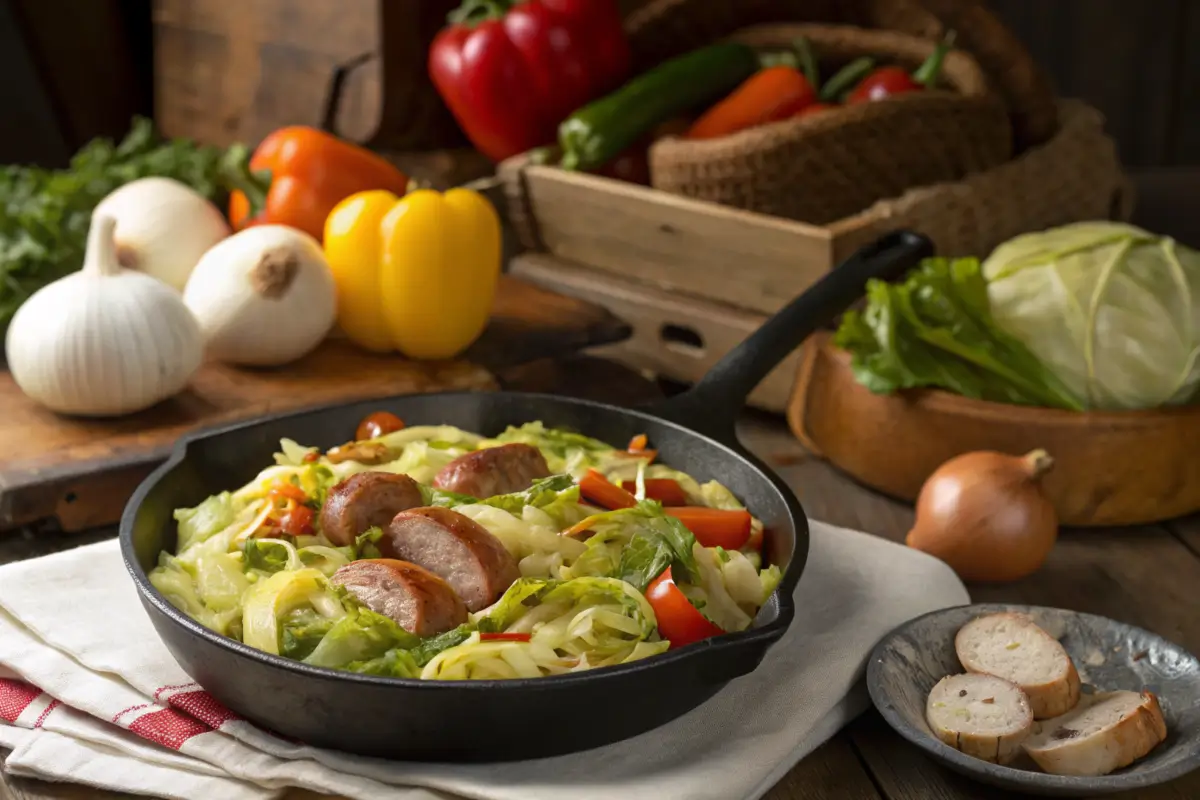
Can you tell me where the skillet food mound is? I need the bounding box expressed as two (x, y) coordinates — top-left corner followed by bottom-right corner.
(148, 414), (781, 681)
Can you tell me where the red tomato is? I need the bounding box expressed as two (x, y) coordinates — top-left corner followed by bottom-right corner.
(280, 504), (315, 537)
(646, 567), (724, 648)
(356, 411), (405, 441)
(480, 632), (533, 643)
(846, 67), (923, 104)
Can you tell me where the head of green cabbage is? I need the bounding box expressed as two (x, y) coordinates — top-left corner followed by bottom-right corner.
(983, 221), (1200, 410)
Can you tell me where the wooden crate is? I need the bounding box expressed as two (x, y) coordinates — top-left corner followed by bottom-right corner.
(498, 155), (873, 318)
(510, 253), (801, 412)
(496, 156), (879, 408)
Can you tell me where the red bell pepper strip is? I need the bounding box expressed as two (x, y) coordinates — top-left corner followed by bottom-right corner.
(621, 479), (689, 507)
(428, 0), (632, 163)
(664, 507), (753, 550)
(579, 470), (637, 510)
(480, 632), (533, 642)
(646, 567), (724, 648)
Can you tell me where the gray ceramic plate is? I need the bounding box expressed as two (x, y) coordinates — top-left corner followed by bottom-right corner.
(866, 603), (1200, 796)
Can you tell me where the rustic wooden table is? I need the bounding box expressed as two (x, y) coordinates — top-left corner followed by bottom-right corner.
(2, 355), (1198, 800)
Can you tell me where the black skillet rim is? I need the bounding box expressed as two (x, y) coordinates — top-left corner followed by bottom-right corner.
(118, 390), (808, 692)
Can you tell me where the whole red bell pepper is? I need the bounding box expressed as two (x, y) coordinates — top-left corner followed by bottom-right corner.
(428, 0), (632, 163)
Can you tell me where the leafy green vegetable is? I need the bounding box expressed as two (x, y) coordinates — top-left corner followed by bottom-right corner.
(280, 609), (338, 661)
(346, 648), (421, 678)
(983, 222), (1200, 410)
(479, 474), (576, 513)
(174, 493), (238, 553)
(0, 117), (245, 337)
(243, 539), (294, 574)
(834, 257), (1085, 410)
(490, 422), (614, 474)
(563, 501), (699, 591)
(354, 527), (384, 560)
(302, 605), (419, 669)
(406, 624), (477, 666)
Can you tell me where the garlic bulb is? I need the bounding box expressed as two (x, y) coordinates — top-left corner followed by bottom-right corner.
(93, 176), (231, 291)
(5, 214), (204, 416)
(183, 225), (337, 366)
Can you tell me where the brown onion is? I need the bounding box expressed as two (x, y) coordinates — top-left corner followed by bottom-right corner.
(906, 449), (1058, 583)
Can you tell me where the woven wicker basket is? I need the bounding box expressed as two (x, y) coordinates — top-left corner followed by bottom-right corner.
(829, 99), (1132, 259)
(624, 0), (1058, 151)
(648, 24), (1013, 226)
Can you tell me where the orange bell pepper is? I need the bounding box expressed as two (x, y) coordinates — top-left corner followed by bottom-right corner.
(227, 126), (410, 242)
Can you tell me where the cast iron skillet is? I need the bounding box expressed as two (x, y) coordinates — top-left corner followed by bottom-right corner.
(120, 231), (933, 762)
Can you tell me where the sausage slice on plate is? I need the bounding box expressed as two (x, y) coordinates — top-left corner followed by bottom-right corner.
(331, 559), (467, 637)
(320, 472), (424, 547)
(433, 443), (551, 499)
(383, 507), (520, 611)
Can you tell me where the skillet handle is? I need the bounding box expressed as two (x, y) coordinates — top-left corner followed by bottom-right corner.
(650, 230), (934, 442)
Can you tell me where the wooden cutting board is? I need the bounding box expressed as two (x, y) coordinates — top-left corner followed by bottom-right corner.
(0, 276), (630, 533)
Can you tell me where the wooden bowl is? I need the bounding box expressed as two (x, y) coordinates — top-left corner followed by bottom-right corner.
(788, 332), (1200, 527)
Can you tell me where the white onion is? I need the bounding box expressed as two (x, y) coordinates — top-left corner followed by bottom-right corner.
(183, 225), (337, 366)
(5, 213), (204, 416)
(93, 177), (231, 291)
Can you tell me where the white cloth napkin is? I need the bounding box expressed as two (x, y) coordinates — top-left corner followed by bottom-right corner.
(0, 520), (968, 800)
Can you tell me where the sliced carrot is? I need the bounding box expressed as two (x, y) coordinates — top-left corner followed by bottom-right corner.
(665, 507), (753, 550)
(621, 478), (689, 507)
(627, 434), (648, 452)
(579, 470), (637, 510)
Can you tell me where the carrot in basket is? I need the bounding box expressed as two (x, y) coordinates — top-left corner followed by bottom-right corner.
(685, 66), (817, 140)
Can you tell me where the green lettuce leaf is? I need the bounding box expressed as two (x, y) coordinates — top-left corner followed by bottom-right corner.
(833, 257), (1084, 410)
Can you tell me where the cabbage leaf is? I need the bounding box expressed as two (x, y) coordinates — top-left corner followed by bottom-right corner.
(834, 257), (1084, 410)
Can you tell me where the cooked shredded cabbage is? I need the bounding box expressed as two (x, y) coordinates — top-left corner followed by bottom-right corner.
(149, 421), (784, 680)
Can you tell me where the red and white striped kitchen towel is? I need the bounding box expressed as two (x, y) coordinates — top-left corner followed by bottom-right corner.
(0, 520), (967, 800)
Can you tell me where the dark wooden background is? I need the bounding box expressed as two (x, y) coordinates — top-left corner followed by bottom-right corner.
(2, 0), (1197, 169)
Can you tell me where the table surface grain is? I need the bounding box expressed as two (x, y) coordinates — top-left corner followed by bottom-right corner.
(2, 356), (1199, 800)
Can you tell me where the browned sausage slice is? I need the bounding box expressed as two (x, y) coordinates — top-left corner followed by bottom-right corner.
(330, 559), (467, 637)
(382, 507), (520, 611)
(319, 472), (424, 547)
(432, 443), (551, 498)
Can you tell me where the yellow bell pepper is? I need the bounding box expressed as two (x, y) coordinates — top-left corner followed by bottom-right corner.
(322, 187), (502, 360)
